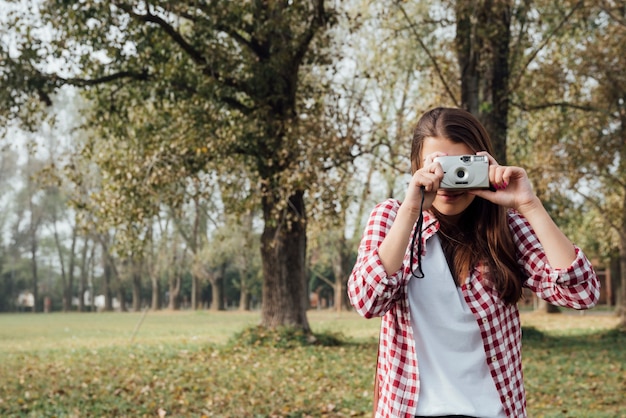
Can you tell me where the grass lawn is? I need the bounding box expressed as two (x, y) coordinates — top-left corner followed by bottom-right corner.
(0, 309), (623, 417)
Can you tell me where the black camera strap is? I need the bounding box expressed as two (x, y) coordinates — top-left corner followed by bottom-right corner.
(410, 186), (426, 279)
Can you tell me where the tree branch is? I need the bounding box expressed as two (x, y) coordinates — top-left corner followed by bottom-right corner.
(27, 65), (150, 106)
(511, 100), (599, 112)
(395, 1), (460, 107)
(293, 0), (328, 66)
(116, 2), (207, 66)
(509, 0), (585, 94)
(309, 266), (335, 288)
(115, 2), (245, 93)
(574, 189), (622, 232)
(599, 0), (626, 27)
(55, 69), (150, 86)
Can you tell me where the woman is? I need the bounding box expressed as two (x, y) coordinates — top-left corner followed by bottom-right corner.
(347, 107), (600, 418)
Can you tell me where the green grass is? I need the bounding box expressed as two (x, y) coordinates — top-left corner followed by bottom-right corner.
(523, 329), (625, 418)
(0, 310), (265, 353)
(0, 310), (623, 417)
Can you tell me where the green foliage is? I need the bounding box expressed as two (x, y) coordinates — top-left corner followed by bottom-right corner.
(1, 0), (346, 264)
(507, 2), (626, 296)
(2, 0), (626, 330)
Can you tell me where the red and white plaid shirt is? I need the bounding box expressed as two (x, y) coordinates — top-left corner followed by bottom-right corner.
(348, 199), (600, 418)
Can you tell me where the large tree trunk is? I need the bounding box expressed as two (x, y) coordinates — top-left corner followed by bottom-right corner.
(456, 0), (511, 164)
(260, 190), (310, 332)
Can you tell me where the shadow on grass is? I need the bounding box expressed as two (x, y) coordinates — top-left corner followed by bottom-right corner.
(521, 325), (626, 346)
(229, 324), (380, 349)
(232, 324), (626, 350)
(229, 322), (626, 351)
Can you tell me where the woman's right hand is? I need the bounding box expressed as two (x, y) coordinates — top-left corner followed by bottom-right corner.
(380, 152), (445, 276)
(402, 152), (446, 216)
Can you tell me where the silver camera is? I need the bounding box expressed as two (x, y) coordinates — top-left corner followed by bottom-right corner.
(433, 155), (490, 190)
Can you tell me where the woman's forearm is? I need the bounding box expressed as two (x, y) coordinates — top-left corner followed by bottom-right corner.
(517, 197), (576, 269)
(378, 204), (421, 275)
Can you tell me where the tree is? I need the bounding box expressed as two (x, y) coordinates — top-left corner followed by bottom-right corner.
(576, 0), (626, 328)
(512, 0), (626, 325)
(396, 0), (591, 164)
(76, 234), (95, 312)
(393, 0), (611, 314)
(20, 154), (47, 312)
(454, 0), (511, 163)
(0, 1), (351, 331)
(0, 143), (21, 311)
(172, 185), (217, 310)
(306, 1), (440, 312)
(191, 208), (262, 311)
(47, 188), (79, 312)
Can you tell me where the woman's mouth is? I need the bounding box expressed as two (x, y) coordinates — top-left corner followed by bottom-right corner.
(437, 191), (465, 201)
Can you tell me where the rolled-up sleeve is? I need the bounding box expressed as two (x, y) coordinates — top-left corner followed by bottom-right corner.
(509, 211), (600, 309)
(347, 199), (407, 318)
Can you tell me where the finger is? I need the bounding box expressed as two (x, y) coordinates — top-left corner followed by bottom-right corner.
(430, 161), (444, 178)
(423, 151), (448, 166)
(501, 166), (527, 187)
(415, 171), (441, 192)
(476, 151), (499, 166)
(490, 165), (512, 189)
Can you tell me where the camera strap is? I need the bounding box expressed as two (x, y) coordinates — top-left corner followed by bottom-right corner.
(410, 186), (426, 279)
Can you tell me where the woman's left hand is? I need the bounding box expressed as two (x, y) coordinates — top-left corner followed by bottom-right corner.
(470, 152), (541, 213)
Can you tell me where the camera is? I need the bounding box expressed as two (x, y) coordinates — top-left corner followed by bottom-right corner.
(433, 155), (490, 190)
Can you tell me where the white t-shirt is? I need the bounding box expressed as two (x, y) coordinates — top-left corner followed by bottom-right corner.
(408, 234), (506, 418)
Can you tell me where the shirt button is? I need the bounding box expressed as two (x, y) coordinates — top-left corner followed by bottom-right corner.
(482, 318), (488, 324)
(491, 356), (497, 363)
(466, 283), (472, 289)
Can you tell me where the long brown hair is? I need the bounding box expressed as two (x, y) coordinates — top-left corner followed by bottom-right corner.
(411, 107), (524, 304)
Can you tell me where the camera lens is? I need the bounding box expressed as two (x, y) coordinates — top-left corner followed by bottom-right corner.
(456, 169), (466, 179)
